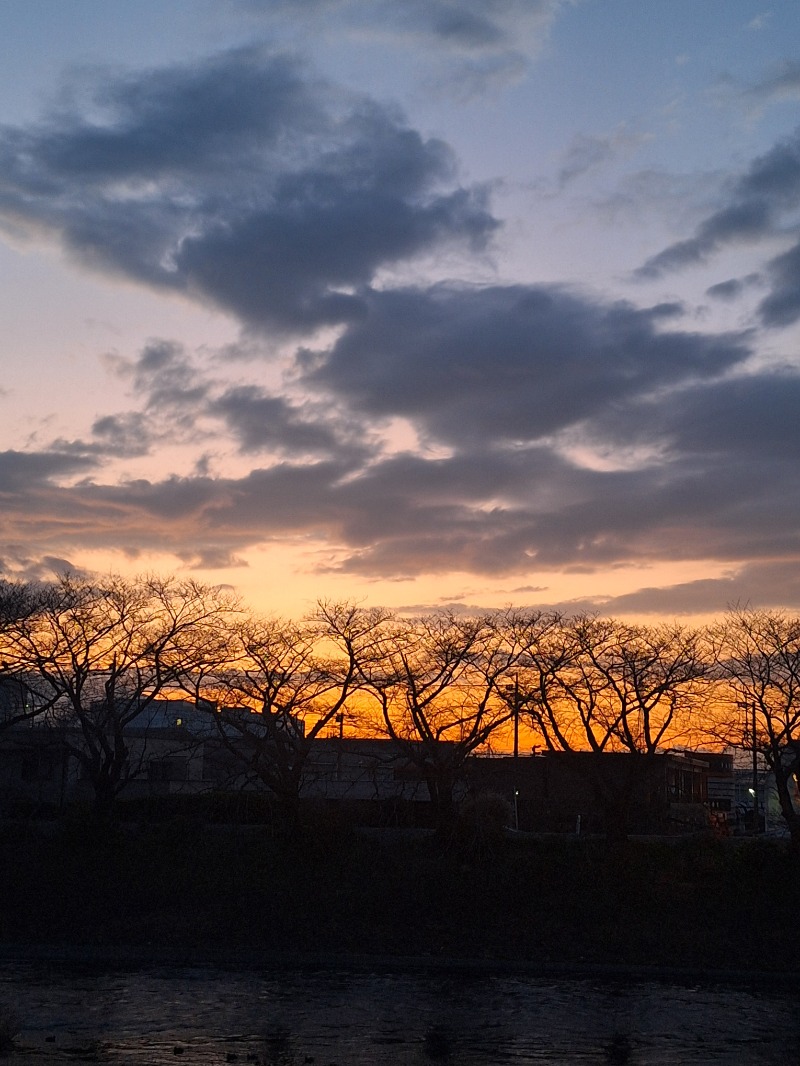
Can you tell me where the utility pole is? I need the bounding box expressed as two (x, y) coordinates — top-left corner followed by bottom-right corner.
(513, 673), (520, 761)
(752, 701), (760, 834)
(336, 712), (344, 782)
(513, 674), (520, 830)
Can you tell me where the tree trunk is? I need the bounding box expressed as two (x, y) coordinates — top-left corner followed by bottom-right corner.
(275, 790), (301, 837)
(267, 766), (304, 840)
(772, 760), (800, 850)
(91, 772), (118, 826)
(425, 772), (457, 838)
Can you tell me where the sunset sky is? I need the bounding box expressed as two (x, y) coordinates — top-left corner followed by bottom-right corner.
(2, 0), (800, 619)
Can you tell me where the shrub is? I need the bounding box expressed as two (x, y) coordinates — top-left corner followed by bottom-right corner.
(452, 791), (512, 859)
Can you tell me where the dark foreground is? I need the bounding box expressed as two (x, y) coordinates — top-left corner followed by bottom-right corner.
(1, 820), (797, 975)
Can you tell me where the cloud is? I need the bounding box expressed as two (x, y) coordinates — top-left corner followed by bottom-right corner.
(4, 254), (797, 621)
(636, 200), (773, 278)
(304, 283), (750, 448)
(562, 560), (800, 617)
(705, 274), (761, 301)
(83, 414), (152, 459)
(2, 25), (799, 619)
(1, 271), (777, 606)
(582, 365), (800, 463)
(759, 239), (800, 325)
(556, 128), (649, 189)
(210, 387), (362, 458)
(374, 0), (568, 92)
(99, 336), (368, 462)
(0, 459), (368, 571)
(118, 339), (210, 414)
(76, 339), (215, 458)
(230, 0), (569, 91)
(743, 59), (800, 107)
(0, 449), (97, 491)
(4, 342), (800, 617)
(0, 552), (88, 583)
(635, 127), (800, 300)
(0, 47), (498, 333)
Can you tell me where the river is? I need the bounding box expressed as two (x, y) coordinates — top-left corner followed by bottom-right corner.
(0, 958), (795, 1064)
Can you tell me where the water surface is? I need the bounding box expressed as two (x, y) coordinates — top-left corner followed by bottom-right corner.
(1, 959), (795, 1064)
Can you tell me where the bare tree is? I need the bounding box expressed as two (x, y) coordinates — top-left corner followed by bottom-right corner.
(712, 607), (800, 846)
(3, 572), (239, 821)
(197, 602), (389, 832)
(0, 579), (56, 730)
(353, 608), (551, 834)
(521, 615), (708, 843)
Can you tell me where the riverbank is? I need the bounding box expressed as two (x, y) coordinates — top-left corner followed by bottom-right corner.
(1, 821), (797, 974)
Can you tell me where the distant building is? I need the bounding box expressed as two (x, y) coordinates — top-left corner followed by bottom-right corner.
(468, 749), (731, 835)
(0, 708), (438, 823)
(0, 705), (790, 836)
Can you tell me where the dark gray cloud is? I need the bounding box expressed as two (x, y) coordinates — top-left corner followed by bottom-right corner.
(3, 30), (800, 617)
(4, 338), (800, 613)
(89, 415), (151, 458)
(666, 371), (800, 462)
(743, 60), (800, 108)
(210, 387), (360, 458)
(137, 341), (210, 414)
(635, 128), (800, 321)
(69, 339), (213, 459)
(0, 449), (97, 491)
(230, 0), (565, 90)
(4, 254), (797, 619)
(1, 447), (572, 578)
(5, 273), (784, 608)
(558, 560), (800, 618)
(99, 337), (365, 462)
(637, 200), (773, 278)
(305, 283), (750, 448)
(705, 274), (761, 301)
(759, 239), (800, 326)
(288, 293), (800, 584)
(47, 414), (153, 461)
(24, 50), (323, 180)
(583, 367), (800, 466)
(0, 459), (367, 570)
(0, 47), (497, 332)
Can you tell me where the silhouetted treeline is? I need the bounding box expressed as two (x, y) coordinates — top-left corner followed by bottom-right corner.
(1, 573), (799, 845)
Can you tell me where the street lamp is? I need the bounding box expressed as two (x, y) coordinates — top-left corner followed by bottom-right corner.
(500, 677), (522, 825)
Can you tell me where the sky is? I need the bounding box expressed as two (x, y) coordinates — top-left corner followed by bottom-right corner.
(1, 0), (800, 620)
